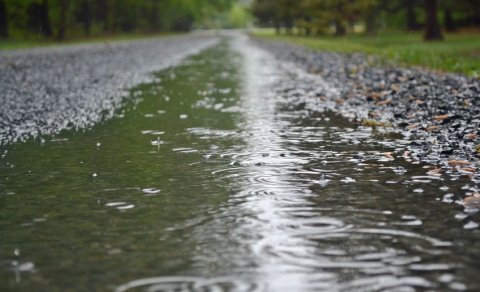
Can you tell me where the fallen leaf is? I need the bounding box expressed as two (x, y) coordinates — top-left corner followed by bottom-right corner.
(368, 92), (382, 100)
(391, 84), (400, 92)
(464, 133), (477, 139)
(384, 152), (394, 159)
(448, 160), (470, 166)
(406, 124), (417, 129)
(427, 168), (442, 176)
(376, 99), (391, 106)
(433, 114), (449, 121)
(464, 193), (480, 205)
(426, 125), (439, 132)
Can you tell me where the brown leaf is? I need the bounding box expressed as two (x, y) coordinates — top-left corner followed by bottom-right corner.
(384, 152), (394, 159)
(406, 124), (417, 129)
(433, 114), (449, 121)
(427, 168), (442, 176)
(448, 160), (470, 166)
(426, 125), (439, 132)
(376, 99), (391, 106)
(368, 92), (382, 100)
(464, 133), (477, 139)
(464, 193), (480, 205)
(391, 84), (400, 92)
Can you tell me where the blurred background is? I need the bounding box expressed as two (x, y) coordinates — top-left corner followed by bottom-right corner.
(0, 0), (478, 41)
(0, 0), (251, 42)
(0, 0), (478, 75)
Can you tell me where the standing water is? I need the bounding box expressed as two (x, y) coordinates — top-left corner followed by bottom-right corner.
(1, 35), (479, 291)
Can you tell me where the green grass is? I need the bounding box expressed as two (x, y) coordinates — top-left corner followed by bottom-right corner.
(253, 29), (480, 78)
(0, 32), (180, 51)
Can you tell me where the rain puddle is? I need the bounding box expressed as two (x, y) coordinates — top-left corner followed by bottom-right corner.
(1, 35), (479, 291)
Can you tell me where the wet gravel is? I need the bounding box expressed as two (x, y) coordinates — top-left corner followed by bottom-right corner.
(253, 37), (480, 193)
(0, 33), (218, 145)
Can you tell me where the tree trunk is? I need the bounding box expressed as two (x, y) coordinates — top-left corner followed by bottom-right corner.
(334, 21), (346, 36)
(285, 21), (293, 34)
(0, 0), (8, 38)
(274, 21), (280, 35)
(57, 0), (67, 40)
(81, 0), (91, 36)
(424, 0), (443, 41)
(406, 0), (421, 31)
(40, 0), (52, 37)
(107, 0), (116, 34)
(365, 10), (377, 35)
(444, 7), (456, 32)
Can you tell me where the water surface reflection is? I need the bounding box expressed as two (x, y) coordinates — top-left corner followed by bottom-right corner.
(1, 36), (479, 291)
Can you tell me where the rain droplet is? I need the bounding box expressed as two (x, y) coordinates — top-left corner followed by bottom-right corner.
(341, 177), (356, 183)
(464, 221), (478, 229)
(106, 202), (127, 207)
(142, 188), (161, 194)
(117, 204), (135, 210)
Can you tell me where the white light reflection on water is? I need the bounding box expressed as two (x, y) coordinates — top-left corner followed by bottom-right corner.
(231, 34), (328, 291)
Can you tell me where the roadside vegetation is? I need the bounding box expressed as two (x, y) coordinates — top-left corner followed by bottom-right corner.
(254, 29), (480, 77)
(251, 0), (479, 77)
(0, 0), (251, 50)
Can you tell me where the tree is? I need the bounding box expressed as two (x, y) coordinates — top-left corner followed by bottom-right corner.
(0, 0), (7, 38)
(252, 0), (281, 33)
(424, 0), (443, 41)
(27, 0), (52, 37)
(77, 0), (92, 36)
(405, 0), (421, 31)
(358, 0), (380, 35)
(57, 0), (68, 40)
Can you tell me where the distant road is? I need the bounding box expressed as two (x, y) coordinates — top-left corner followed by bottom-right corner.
(0, 33), (219, 145)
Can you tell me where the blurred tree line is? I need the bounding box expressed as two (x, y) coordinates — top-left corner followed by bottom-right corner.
(0, 0), (250, 41)
(251, 0), (480, 40)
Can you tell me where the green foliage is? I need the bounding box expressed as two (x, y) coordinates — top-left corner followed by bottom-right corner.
(0, 0), (238, 42)
(227, 3), (251, 28)
(251, 0), (480, 37)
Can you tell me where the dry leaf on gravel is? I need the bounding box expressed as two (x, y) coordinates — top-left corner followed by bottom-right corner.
(433, 114), (449, 121)
(448, 160), (470, 166)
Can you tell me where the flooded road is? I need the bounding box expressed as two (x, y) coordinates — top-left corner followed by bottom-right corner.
(1, 35), (479, 291)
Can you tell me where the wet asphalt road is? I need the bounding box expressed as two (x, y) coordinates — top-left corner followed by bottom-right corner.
(2, 32), (480, 193)
(0, 33), (218, 145)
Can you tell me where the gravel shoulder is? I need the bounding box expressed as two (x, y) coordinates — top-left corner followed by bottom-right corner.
(253, 37), (480, 199)
(0, 33), (219, 145)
